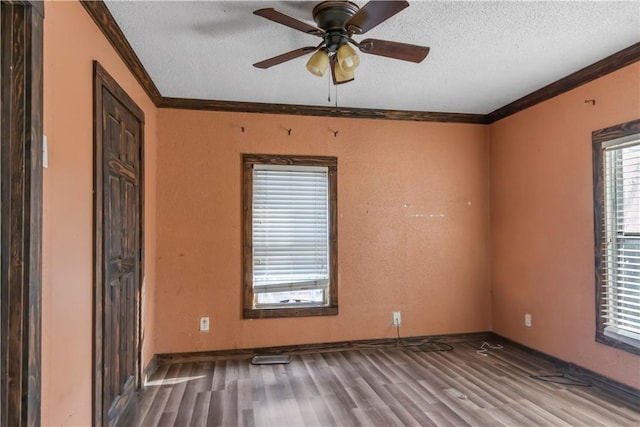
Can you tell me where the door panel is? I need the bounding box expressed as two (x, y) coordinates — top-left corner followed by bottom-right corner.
(104, 89), (140, 423)
(95, 68), (143, 426)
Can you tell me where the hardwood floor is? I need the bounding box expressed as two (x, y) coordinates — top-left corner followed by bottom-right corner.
(119, 341), (640, 426)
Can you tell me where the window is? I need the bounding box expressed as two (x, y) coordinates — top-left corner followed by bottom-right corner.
(593, 119), (640, 355)
(243, 154), (338, 319)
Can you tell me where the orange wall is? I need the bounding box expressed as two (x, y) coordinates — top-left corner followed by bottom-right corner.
(490, 63), (640, 388)
(155, 110), (491, 354)
(42, 2), (157, 426)
(39, 0), (638, 423)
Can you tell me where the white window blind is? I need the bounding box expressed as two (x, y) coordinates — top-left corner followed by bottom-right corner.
(252, 164), (329, 305)
(602, 136), (640, 347)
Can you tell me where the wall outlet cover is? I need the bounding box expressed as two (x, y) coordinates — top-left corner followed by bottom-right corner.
(200, 316), (210, 332)
(524, 313), (532, 328)
(392, 311), (401, 327)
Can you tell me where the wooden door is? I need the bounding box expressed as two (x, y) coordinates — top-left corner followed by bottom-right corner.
(94, 62), (144, 427)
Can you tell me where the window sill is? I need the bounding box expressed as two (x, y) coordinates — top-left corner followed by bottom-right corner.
(244, 305), (338, 319)
(596, 327), (640, 356)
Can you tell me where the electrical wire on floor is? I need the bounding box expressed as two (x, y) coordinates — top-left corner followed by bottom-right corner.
(529, 372), (592, 387)
(393, 324), (454, 353)
(476, 341), (503, 356)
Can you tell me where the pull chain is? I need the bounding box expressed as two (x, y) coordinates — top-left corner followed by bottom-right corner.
(326, 67), (339, 107)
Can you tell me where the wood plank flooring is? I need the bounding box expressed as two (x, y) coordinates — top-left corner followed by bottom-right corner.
(119, 342), (640, 426)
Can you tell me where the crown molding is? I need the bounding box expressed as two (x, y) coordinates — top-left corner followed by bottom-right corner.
(160, 97), (488, 124)
(80, 0), (163, 106)
(81, 1), (639, 124)
(486, 42), (640, 124)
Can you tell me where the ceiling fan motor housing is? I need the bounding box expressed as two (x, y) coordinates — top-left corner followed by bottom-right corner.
(312, 1), (360, 53)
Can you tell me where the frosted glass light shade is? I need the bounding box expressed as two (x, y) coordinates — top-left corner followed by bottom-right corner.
(337, 44), (360, 72)
(306, 50), (329, 77)
(334, 61), (354, 83)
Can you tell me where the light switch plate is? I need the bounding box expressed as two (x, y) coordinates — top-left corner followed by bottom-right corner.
(43, 135), (48, 168)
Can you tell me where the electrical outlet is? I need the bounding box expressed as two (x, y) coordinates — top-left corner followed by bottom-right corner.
(524, 313), (532, 328)
(392, 311), (401, 327)
(200, 316), (210, 332)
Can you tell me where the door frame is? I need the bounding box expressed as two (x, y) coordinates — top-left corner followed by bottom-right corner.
(0, 1), (43, 426)
(92, 60), (145, 427)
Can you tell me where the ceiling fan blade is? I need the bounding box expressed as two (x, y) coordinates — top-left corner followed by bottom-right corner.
(254, 8), (324, 36)
(358, 38), (430, 63)
(345, 1), (409, 35)
(253, 47), (318, 69)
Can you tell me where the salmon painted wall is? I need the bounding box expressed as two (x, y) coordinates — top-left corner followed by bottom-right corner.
(42, 2), (157, 425)
(490, 63), (640, 388)
(156, 110), (491, 354)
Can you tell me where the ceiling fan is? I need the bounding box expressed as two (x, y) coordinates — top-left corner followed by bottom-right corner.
(253, 0), (430, 84)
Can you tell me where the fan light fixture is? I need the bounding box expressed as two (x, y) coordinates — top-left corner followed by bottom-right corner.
(337, 43), (360, 72)
(332, 57), (355, 84)
(253, 1), (430, 86)
(333, 65), (354, 84)
(307, 44), (360, 80)
(306, 49), (330, 77)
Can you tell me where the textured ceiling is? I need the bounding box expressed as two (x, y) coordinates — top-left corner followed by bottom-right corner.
(104, 0), (640, 114)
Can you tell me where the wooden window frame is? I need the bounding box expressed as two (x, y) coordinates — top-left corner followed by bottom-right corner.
(242, 154), (338, 319)
(592, 118), (640, 356)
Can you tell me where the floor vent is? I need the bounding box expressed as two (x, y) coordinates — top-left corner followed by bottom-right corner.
(251, 355), (291, 365)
